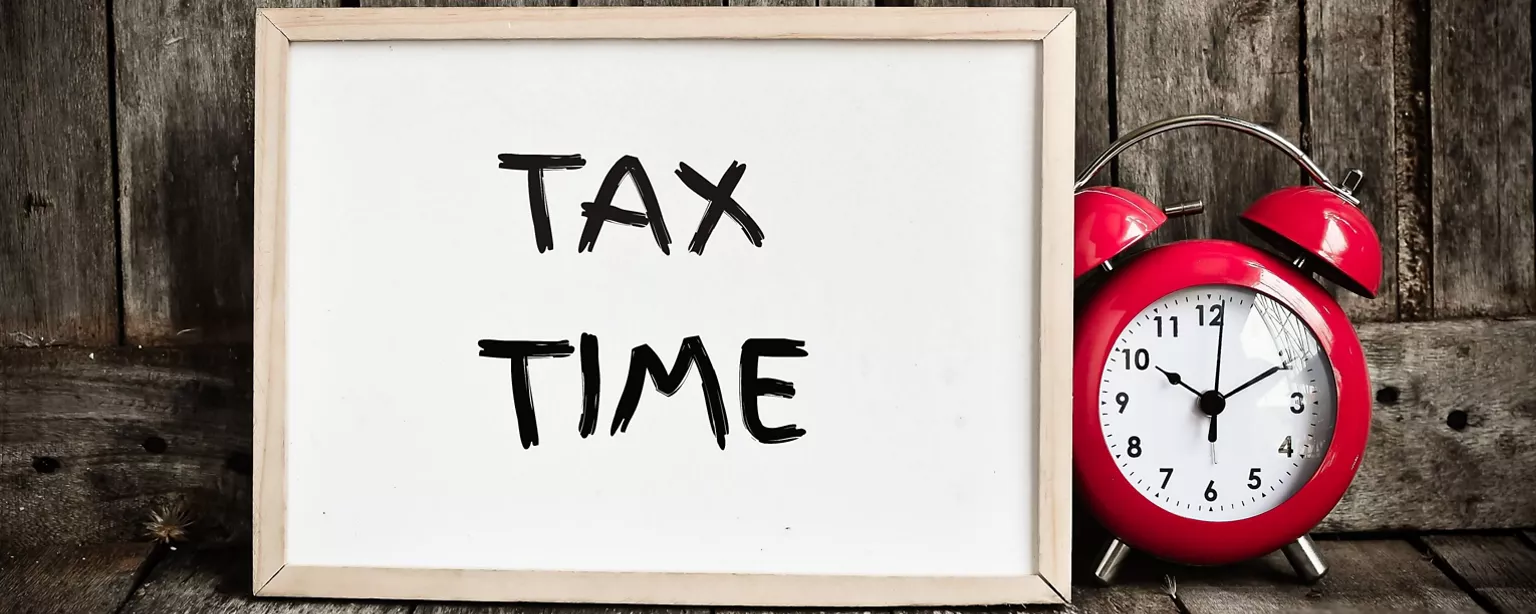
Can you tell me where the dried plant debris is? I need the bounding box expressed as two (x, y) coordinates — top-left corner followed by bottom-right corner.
(144, 499), (196, 544)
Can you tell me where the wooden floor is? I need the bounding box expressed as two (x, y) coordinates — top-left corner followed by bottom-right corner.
(4, 533), (1535, 614)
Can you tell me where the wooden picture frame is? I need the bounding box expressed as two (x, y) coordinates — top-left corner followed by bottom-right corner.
(253, 6), (1075, 606)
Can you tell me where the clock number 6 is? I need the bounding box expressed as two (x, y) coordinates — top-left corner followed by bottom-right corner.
(1120, 348), (1150, 370)
(1204, 480), (1218, 502)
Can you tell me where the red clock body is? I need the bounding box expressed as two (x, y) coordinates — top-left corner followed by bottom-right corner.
(1073, 239), (1371, 565)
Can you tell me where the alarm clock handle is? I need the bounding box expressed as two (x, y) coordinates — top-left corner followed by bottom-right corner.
(1073, 114), (1362, 207)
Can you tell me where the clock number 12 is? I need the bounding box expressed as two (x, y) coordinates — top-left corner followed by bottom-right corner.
(1196, 303), (1225, 326)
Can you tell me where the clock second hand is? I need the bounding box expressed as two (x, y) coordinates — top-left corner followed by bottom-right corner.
(1209, 299), (1227, 465)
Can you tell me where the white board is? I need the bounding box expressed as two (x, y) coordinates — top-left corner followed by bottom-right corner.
(254, 7), (1075, 607)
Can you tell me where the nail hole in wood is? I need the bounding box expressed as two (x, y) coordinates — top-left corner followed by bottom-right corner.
(1446, 410), (1469, 431)
(32, 456), (61, 473)
(1375, 386), (1400, 405)
(142, 436), (168, 454)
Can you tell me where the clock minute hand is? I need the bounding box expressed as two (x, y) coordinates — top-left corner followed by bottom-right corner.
(1222, 364), (1288, 399)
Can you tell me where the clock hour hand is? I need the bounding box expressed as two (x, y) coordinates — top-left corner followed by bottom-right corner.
(1222, 364), (1289, 399)
(1154, 366), (1203, 397)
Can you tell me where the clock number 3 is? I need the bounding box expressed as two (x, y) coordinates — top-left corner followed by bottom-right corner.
(1290, 392), (1305, 413)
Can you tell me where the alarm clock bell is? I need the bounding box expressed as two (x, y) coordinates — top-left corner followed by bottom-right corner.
(1072, 115), (1383, 587)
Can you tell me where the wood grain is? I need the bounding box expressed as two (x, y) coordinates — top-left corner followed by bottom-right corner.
(1423, 535), (1536, 614)
(1305, 0), (1397, 322)
(0, 0), (119, 347)
(118, 547), (412, 614)
(1174, 540), (1480, 613)
(113, 0), (337, 346)
(911, 0), (1108, 180)
(1430, 0), (1535, 318)
(361, 0), (567, 6)
(0, 347), (252, 549)
(1319, 318), (1536, 532)
(575, 0), (724, 5)
(1114, 0), (1301, 247)
(0, 543), (156, 614)
(4, 320), (1533, 549)
(421, 606), (701, 614)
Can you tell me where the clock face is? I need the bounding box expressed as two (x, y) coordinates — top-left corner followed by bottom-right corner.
(1098, 284), (1337, 522)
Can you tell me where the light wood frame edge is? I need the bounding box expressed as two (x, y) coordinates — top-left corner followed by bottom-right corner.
(253, 10), (290, 595)
(1035, 13), (1076, 603)
(251, 6), (1076, 606)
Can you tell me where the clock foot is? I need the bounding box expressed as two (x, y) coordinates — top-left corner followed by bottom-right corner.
(1281, 535), (1328, 584)
(1093, 538), (1133, 585)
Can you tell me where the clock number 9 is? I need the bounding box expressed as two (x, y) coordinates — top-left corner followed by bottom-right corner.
(1127, 436), (1142, 458)
(1196, 303), (1225, 327)
(1290, 392), (1305, 413)
(1120, 348), (1150, 370)
(1115, 392), (1130, 413)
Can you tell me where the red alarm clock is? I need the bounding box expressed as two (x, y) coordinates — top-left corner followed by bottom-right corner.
(1072, 115), (1381, 584)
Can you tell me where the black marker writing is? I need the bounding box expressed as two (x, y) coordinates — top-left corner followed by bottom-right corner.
(497, 154), (586, 253)
(611, 336), (728, 449)
(579, 155), (672, 254)
(677, 161), (764, 255)
(740, 338), (808, 443)
(477, 339), (575, 449)
(578, 332), (601, 438)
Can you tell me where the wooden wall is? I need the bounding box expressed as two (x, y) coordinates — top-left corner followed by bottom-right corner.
(1, 0), (1532, 549)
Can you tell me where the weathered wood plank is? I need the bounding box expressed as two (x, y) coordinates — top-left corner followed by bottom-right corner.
(0, 543), (156, 614)
(119, 547), (411, 613)
(1423, 535), (1536, 614)
(1305, 0), (1397, 322)
(1066, 585), (1178, 613)
(575, 0), (724, 6)
(113, 0), (338, 346)
(726, 0), (814, 6)
(1173, 540), (1481, 613)
(0, 0), (119, 347)
(1430, 0), (1535, 318)
(0, 347), (251, 549)
(359, 0), (568, 6)
(1115, 0), (1301, 246)
(1320, 318), (1536, 532)
(2, 319), (1531, 548)
(912, 0), (1108, 181)
(419, 606), (699, 614)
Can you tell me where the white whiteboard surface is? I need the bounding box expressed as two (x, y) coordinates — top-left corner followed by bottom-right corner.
(254, 7), (1075, 607)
